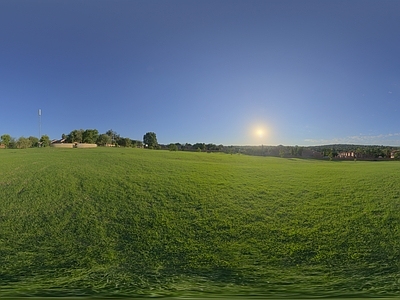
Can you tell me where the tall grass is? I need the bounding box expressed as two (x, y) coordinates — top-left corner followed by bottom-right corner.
(1, 147), (400, 297)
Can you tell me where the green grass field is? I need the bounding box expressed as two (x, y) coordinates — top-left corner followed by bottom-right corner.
(1, 147), (400, 298)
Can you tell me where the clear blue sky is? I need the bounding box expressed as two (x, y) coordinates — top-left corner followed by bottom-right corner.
(1, 0), (399, 146)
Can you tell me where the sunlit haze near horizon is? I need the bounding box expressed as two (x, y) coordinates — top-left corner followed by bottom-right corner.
(1, 0), (400, 146)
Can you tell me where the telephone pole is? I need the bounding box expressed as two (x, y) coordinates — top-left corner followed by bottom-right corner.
(38, 109), (42, 147)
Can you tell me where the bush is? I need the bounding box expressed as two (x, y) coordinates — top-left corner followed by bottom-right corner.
(169, 144), (178, 151)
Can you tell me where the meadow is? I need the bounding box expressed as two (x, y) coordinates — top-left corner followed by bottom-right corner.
(1, 147), (400, 298)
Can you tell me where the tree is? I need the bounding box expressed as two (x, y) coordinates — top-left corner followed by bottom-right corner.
(290, 145), (303, 157)
(168, 143), (178, 151)
(66, 129), (84, 143)
(8, 137), (17, 149)
(143, 132), (158, 149)
(82, 129), (99, 144)
(40, 135), (51, 147)
(106, 129), (120, 145)
(192, 143), (206, 151)
(206, 143), (219, 151)
(328, 151), (334, 161)
(1, 134), (11, 148)
(96, 133), (112, 146)
(130, 139), (139, 148)
(355, 147), (364, 159)
(394, 151), (400, 160)
(16, 137), (32, 149)
(28, 136), (39, 147)
(118, 137), (132, 147)
(174, 143), (182, 150)
(383, 148), (392, 159)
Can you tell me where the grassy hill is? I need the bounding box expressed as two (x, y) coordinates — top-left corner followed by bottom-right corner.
(1, 147), (400, 297)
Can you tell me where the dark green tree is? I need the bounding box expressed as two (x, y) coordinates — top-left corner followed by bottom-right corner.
(383, 148), (392, 158)
(206, 143), (219, 151)
(290, 145), (303, 157)
(82, 129), (99, 144)
(96, 134), (112, 146)
(66, 129), (84, 143)
(143, 132), (158, 148)
(28, 136), (39, 147)
(130, 139), (139, 148)
(1, 134), (11, 148)
(118, 137), (132, 147)
(8, 137), (17, 149)
(192, 143), (206, 151)
(40, 135), (51, 147)
(106, 129), (120, 145)
(16, 137), (32, 149)
(168, 143), (178, 151)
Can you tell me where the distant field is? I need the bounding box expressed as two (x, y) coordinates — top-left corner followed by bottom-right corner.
(1, 147), (400, 298)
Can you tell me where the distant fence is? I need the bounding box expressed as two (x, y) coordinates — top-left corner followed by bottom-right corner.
(76, 143), (97, 148)
(51, 143), (74, 148)
(51, 143), (97, 148)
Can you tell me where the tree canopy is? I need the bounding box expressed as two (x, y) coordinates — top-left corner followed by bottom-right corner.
(82, 129), (99, 144)
(96, 134), (112, 146)
(143, 132), (158, 149)
(0, 134), (11, 148)
(16, 137), (31, 149)
(40, 135), (51, 147)
(66, 129), (83, 143)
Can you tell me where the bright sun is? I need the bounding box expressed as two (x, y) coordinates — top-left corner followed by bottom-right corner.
(248, 122), (271, 144)
(256, 128), (264, 137)
(250, 124), (269, 142)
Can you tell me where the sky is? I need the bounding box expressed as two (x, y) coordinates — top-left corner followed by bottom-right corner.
(1, 0), (400, 146)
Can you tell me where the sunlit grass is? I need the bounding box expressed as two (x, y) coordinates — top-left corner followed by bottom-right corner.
(1, 147), (400, 297)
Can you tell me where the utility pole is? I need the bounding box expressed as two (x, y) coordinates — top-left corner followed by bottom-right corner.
(38, 109), (42, 147)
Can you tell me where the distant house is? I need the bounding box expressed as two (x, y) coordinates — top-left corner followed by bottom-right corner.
(337, 151), (356, 159)
(50, 138), (74, 148)
(391, 150), (399, 159)
(0, 144), (5, 149)
(51, 138), (66, 144)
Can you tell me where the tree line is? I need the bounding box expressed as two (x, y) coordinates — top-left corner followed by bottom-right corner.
(60, 129), (144, 148)
(1, 128), (227, 153)
(1, 130), (399, 159)
(0, 134), (51, 149)
(0, 129), (150, 149)
(308, 144), (399, 159)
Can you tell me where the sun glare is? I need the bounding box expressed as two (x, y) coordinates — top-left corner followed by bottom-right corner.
(256, 128), (264, 137)
(249, 123), (270, 144)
